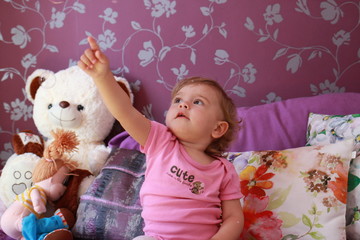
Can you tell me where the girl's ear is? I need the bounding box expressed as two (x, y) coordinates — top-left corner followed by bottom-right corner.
(212, 121), (229, 139)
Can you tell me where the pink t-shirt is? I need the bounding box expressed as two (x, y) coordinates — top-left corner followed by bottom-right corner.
(140, 121), (243, 240)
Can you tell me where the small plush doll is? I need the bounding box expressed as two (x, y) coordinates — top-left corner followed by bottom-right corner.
(0, 131), (44, 208)
(0, 129), (79, 240)
(21, 208), (75, 240)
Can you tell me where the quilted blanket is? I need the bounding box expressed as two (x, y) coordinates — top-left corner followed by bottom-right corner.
(73, 148), (146, 240)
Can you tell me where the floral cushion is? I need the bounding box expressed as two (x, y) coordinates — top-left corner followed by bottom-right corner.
(227, 139), (355, 240)
(306, 113), (360, 240)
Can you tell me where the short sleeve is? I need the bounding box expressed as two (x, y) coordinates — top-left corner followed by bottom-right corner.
(219, 159), (243, 201)
(140, 121), (174, 154)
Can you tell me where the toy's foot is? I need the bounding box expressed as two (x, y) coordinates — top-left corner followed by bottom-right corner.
(55, 208), (75, 229)
(43, 229), (73, 240)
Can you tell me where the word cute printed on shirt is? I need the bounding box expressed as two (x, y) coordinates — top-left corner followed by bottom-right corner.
(167, 165), (205, 195)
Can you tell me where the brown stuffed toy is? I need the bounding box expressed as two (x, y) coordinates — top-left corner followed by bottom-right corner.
(12, 130), (44, 157)
(54, 168), (92, 216)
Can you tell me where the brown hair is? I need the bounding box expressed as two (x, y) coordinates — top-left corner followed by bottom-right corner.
(171, 77), (240, 156)
(32, 129), (79, 183)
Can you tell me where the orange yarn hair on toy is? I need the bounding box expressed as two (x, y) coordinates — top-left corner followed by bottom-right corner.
(32, 129), (79, 183)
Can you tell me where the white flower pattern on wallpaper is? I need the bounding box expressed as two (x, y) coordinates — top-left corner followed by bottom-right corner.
(0, 0), (85, 164)
(4, 97), (32, 122)
(79, 0), (256, 106)
(214, 49), (256, 97)
(50, 8), (66, 29)
(138, 41), (156, 67)
(320, 0), (344, 24)
(145, 0), (177, 18)
(11, 25), (30, 49)
(171, 64), (189, 81)
(138, 0), (251, 94)
(0, 0), (359, 166)
(246, 0), (359, 95)
(263, 4), (283, 25)
(261, 92), (282, 104)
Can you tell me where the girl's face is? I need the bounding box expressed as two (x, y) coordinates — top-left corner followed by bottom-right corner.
(165, 84), (225, 146)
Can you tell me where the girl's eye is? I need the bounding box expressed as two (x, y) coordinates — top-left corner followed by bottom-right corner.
(194, 99), (203, 105)
(174, 98), (181, 104)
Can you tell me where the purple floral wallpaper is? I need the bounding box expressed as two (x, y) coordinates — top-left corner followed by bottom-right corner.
(1, 0), (360, 169)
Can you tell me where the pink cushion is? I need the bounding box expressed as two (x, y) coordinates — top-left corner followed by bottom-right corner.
(229, 92), (360, 152)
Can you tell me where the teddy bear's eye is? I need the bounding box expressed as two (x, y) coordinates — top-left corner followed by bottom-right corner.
(48, 104), (53, 109)
(77, 105), (84, 111)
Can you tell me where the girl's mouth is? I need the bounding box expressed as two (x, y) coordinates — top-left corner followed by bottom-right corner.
(176, 112), (188, 119)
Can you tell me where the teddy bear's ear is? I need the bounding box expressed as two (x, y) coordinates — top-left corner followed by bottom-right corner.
(114, 76), (134, 104)
(26, 69), (55, 103)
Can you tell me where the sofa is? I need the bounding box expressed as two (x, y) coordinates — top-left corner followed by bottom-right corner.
(1, 92), (360, 240)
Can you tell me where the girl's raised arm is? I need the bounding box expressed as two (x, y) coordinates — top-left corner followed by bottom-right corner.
(78, 37), (151, 146)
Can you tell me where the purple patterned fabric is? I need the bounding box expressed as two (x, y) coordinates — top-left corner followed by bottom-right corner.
(72, 148), (145, 240)
(0, 231), (14, 240)
(108, 131), (140, 152)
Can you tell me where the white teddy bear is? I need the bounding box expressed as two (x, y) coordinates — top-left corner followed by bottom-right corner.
(0, 66), (133, 229)
(25, 65), (133, 175)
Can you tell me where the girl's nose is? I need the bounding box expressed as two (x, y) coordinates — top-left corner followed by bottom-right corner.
(179, 102), (189, 109)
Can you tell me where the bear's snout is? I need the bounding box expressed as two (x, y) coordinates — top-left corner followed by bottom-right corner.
(60, 101), (70, 108)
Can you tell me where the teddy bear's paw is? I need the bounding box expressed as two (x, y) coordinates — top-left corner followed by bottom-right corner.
(89, 161), (105, 176)
(43, 229), (73, 240)
(0, 152), (40, 207)
(12, 182), (27, 195)
(77, 175), (95, 196)
(88, 145), (111, 174)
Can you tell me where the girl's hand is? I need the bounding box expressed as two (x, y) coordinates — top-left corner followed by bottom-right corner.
(78, 36), (111, 79)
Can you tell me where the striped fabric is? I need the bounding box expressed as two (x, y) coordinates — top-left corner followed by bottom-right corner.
(15, 185), (46, 218)
(54, 208), (69, 228)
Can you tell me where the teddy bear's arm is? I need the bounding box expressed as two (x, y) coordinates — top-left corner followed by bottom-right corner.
(88, 144), (111, 175)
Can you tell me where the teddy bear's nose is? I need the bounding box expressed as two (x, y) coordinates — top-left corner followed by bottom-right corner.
(59, 101), (70, 108)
